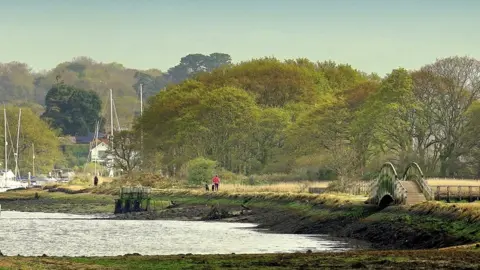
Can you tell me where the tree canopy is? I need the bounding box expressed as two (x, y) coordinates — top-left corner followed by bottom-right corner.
(41, 83), (103, 136)
(3, 53), (480, 180)
(0, 53), (232, 128)
(136, 55), (480, 179)
(1, 106), (62, 175)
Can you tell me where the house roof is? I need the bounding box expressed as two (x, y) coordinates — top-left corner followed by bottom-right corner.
(90, 138), (110, 147)
(74, 133), (107, 144)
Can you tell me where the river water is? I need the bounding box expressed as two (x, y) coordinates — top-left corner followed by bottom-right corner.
(0, 211), (355, 257)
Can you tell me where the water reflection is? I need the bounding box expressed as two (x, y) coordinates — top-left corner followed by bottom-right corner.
(0, 211), (353, 256)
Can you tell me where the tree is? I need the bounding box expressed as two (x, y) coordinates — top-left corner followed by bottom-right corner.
(316, 60), (368, 92)
(132, 70), (167, 99)
(253, 108), (290, 167)
(196, 57), (329, 107)
(356, 68), (417, 168)
(413, 56), (480, 176)
(109, 130), (141, 174)
(0, 62), (35, 102)
(167, 53), (232, 84)
(460, 101), (480, 177)
(41, 83), (103, 136)
(1, 106), (62, 174)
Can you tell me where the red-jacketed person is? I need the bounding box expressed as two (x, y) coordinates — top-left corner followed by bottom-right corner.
(212, 175), (220, 191)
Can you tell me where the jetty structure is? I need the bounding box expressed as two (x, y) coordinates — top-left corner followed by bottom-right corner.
(114, 186), (152, 214)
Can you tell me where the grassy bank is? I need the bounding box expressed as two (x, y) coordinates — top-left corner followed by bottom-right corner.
(1, 187), (479, 250)
(0, 249), (478, 270)
(147, 189), (480, 249)
(0, 188), (115, 214)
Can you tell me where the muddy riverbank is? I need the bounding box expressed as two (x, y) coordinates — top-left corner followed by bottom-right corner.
(1, 188), (479, 251)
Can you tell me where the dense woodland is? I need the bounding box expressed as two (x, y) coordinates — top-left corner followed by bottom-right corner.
(1, 54), (480, 181)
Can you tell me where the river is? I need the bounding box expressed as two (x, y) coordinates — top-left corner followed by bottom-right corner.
(0, 211), (356, 256)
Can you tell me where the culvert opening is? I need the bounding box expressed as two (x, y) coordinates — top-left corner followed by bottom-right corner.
(378, 194), (394, 209)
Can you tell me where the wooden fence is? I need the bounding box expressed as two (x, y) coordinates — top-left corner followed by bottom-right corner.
(308, 182), (370, 195)
(433, 186), (480, 202)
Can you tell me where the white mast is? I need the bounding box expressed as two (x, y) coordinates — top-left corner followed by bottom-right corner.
(3, 106), (8, 187)
(109, 89), (114, 177)
(32, 143), (35, 177)
(140, 83), (143, 116)
(14, 108), (21, 180)
(94, 120), (99, 176)
(110, 89), (114, 138)
(140, 84), (143, 168)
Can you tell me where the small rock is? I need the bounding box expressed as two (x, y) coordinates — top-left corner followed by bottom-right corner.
(306, 249), (312, 254)
(42, 254), (48, 257)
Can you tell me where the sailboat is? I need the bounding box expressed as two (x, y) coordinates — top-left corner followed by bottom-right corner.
(0, 107), (28, 192)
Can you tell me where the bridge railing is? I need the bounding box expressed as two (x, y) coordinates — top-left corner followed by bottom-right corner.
(403, 162), (434, 200)
(394, 180), (408, 204)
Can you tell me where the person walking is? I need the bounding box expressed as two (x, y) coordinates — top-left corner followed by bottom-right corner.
(212, 175), (220, 191)
(93, 175), (99, 186)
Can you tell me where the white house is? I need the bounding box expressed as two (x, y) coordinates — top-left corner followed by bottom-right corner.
(90, 139), (110, 164)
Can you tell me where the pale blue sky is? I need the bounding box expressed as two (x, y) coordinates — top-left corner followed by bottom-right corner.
(0, 0), (478, 75)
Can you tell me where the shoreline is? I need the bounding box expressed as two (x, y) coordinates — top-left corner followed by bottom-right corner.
(0, 188), (479, 269)
(1, 188), (480, 251)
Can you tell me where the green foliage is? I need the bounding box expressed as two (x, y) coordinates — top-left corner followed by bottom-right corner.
(41, 83), (103, 136)
(110, 130), (141, 173)
(62, 144), (90, 168)
(1, 106), (63, 174)
(186, 157), (217, 185)
(83, 162), (107, 175)
(3, 54), (480, 180)
(168, 53), (232, 84)
(195, 57), (329, 107)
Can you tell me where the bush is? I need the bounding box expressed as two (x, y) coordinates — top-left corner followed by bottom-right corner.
(186, 157), (217, 185)
(216, 168), (248, 184)
(68, 176), (91, 186)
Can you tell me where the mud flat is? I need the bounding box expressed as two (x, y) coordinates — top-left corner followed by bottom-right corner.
(1, 188), (480, 250)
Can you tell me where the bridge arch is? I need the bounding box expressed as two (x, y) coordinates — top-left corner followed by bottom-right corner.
(378, 194), (394, 209)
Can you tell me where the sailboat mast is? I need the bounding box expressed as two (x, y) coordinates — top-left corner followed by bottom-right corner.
(140, 84), (143, 166)
(109, 89), (114, 177)
(94, 120), (99, 176)
(110, 89), (114, 137)
(14, 109), (21, 180)
(32, 143), (35, 177)
(140, 84), (143, 116)
(4, 106), (8, 186)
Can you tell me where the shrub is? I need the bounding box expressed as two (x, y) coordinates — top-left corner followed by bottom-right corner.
(186, 157), (217, 185)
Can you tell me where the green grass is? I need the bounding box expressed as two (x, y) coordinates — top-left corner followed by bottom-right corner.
(0, 250), (478, 269)
(0, 189), (170, 215)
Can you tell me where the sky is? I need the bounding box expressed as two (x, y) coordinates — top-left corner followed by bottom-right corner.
(0, 0), (479, 75)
